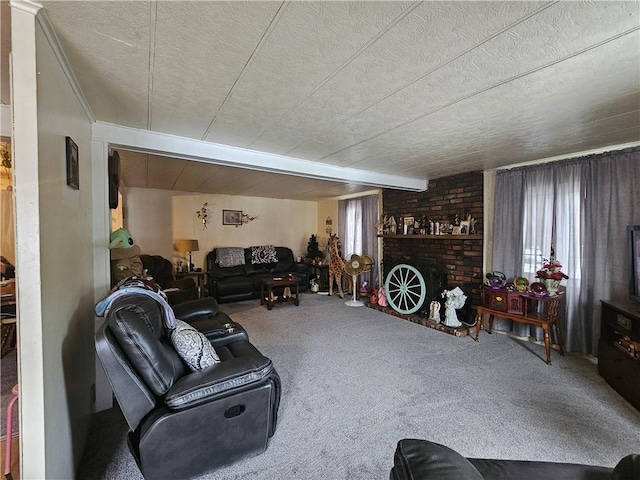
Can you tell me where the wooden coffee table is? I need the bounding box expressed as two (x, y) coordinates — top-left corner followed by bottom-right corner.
(261, 277), (300, 310)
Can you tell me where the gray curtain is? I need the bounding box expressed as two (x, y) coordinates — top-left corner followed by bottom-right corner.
(492, 147), (640, 354)
(338, 194), (379, 289)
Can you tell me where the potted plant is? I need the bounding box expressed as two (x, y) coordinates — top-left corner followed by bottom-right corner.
(535, 256), (569, 294)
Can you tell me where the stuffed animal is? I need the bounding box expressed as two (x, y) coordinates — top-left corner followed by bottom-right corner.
(109, 228), (143, 286)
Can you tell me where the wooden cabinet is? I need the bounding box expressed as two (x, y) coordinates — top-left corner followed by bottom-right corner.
(598, 300), (640, 411)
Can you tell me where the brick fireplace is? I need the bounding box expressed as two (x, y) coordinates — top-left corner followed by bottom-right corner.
(381, 171), (484, 317)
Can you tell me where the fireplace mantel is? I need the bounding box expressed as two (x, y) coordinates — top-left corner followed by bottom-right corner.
(378, 234), (482, 240)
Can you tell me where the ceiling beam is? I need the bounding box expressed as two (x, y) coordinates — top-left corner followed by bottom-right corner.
(92, 121), (428, 191)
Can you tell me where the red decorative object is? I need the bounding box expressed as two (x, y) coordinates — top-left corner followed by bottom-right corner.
(530, 281), (548, 297)
(370, 289), (378, 305)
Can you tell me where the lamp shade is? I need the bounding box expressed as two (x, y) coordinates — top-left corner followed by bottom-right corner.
(177, 239), (199, 253)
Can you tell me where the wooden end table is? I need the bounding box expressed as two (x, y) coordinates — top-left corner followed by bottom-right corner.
(261, 277), (300, 310)
(475, 290), (565, 365)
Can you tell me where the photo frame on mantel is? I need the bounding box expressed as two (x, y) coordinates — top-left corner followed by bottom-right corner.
(223, 209), (243, 226)
(459, 221), (470, 235)
(66, 136), (79, 190)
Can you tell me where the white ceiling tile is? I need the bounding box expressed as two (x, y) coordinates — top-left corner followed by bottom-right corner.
(149, 1), (282, 139)
(30, 1), (640, 200)
(44, 1), (153, 127)
(202, 1), (416, 147)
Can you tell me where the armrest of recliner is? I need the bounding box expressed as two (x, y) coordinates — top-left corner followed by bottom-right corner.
(172, 297), (219, 320)
(167, 277), (195, 290)
(165, 354), (273, 410)
(391, 439), (484, 480)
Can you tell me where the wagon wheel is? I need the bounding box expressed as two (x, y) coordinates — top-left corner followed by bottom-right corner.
(384, 264), (426, 315)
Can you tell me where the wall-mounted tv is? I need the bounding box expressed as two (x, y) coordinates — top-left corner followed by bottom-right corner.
(629, 225), (640, 303)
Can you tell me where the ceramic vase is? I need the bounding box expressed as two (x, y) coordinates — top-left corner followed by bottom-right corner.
(543, 278), (561, 293)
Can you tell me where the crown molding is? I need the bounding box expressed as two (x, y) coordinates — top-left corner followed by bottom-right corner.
(23, 4), (95, 122)
(92, 121), (428, 192)
(9, 0), (41, 15)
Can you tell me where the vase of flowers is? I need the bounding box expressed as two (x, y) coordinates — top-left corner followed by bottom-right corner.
(536, 257), (568, 294)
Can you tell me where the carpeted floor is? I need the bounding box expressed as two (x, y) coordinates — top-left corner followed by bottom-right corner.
(78, 294), (640, 479)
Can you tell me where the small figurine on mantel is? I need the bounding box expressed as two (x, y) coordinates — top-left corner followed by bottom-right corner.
(466, 212), (477, 234)
(420, 215), (427, 234)
(389, 216), (397, 235)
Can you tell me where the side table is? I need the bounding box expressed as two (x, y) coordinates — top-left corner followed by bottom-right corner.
(261, 277), (300, 310)
(476, 290), (565, 365)
(184, 271), (207, 298)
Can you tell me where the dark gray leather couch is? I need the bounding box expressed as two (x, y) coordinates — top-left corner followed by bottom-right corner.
(96, 294), (281, 480)
(206, 246), (310, 303)
(391, 439), (639, 480)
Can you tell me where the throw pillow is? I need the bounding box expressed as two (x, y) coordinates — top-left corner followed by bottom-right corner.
(216, 247), (246, 268)
(170, 319), (220, 371)
(251, 245), (278, 264)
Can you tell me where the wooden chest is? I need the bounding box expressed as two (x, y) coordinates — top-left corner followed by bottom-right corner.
(482, 286), (524, 314)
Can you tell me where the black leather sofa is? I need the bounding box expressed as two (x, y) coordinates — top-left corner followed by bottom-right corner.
(206, 246), (310, 303)
(390, 439), (640, 480)
(96, 294), (281, 480)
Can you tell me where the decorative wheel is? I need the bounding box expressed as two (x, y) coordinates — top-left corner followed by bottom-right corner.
(384, 264), (426, 314)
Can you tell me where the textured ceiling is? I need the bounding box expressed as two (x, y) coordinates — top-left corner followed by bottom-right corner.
(10, 2), (640, 199)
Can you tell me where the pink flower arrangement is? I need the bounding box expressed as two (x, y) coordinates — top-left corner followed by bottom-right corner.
(536, 258), (569, 280)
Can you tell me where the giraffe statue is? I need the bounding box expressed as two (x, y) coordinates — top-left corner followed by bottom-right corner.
(327, 234), (345, 298)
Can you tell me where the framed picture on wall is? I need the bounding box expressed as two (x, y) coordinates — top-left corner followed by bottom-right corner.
(223, 210), (243, 226)
(66, 136), (79, 190)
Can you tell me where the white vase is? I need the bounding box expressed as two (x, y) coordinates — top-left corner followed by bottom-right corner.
(543, 278), (561, 293)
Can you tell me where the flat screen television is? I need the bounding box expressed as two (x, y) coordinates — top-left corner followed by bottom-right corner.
(629, 225), (640, 303)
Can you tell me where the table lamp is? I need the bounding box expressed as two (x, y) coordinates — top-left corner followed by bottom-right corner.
(177, 239), (199, 272)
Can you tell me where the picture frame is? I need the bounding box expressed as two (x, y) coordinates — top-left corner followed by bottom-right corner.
(403, 216), (414, 235)
(459, 221), (470, 235)
(223, 209), (243, 226)
(65, 136), (79, 190)
(452, 226), (462, 235)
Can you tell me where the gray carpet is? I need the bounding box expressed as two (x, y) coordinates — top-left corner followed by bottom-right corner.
(78, 294), (640, 479)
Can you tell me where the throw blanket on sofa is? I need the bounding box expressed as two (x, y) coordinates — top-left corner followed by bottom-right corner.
(216, 247), (246, 268)
(95, 276), (177, 329)
(251, 245), (278, 264)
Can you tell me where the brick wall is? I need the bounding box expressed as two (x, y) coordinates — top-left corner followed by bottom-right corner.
(382, 171), (484, 311)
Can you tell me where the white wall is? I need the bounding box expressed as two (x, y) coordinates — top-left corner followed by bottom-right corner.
(13, 8), (96, 479)
(123, 188), (318, 270)
(121, 186), (175, 259)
